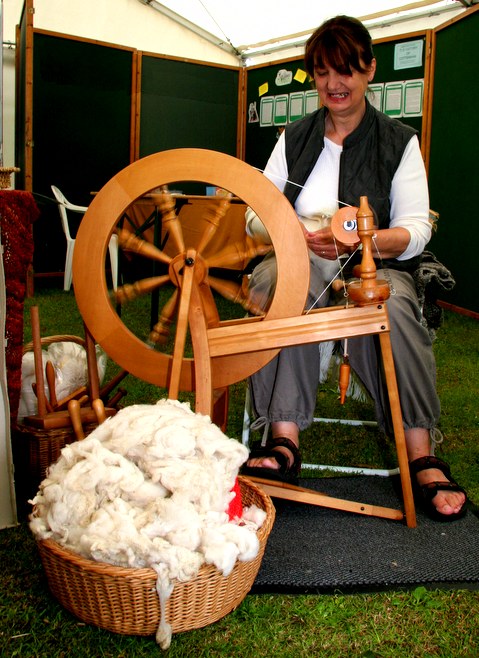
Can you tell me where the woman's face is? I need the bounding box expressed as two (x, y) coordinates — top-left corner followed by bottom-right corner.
(313, 57), (376, 118)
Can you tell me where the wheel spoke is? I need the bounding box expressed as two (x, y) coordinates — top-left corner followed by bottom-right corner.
(208, 274), (265, 317)
(113, 274), (171, 305)
(154, 187), (185, 254)
(148, 288), (179, 345)
(195, 195), (232, 254)
(117, 227), (172, 265)
(205, 234), (272, 269)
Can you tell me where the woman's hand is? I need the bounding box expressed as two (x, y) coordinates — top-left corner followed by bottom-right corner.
(303, 224), (411, 260)
(303, 226), (351, 259)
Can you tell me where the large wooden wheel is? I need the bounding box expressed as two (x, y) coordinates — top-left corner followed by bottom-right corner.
(73, 148), (310, 395)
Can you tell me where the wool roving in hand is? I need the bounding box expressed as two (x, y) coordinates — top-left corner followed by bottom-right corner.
(29, 398), (266, 649)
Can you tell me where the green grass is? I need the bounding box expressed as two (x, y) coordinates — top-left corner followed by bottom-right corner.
(2, 528), (479, 658)
(2, 287), (479, 656)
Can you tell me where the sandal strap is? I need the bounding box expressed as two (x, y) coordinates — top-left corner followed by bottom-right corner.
(419, 480), (467, 503)
(266, 437), (301, 460)
(409, 455), (452, 479)
(248, 437), (301, 476)
(248, 440), (273, 459)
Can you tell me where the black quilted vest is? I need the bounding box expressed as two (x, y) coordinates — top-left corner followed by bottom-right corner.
(283, 99), (421, 272)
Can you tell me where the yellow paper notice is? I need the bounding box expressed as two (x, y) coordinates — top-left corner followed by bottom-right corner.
(294, 69), (307, 84)
(258, 82), (269, 97)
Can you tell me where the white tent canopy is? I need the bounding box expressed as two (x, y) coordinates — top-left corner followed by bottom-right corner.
(2, 1), (473, 65)
(143, 0), (471, 60)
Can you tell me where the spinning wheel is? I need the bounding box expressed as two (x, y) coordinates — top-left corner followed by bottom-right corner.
(73, 148), (310, 396)
(73, 148), (416, 527)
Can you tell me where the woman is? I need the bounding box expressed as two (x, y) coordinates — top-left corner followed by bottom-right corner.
(243, 15), (467, 522)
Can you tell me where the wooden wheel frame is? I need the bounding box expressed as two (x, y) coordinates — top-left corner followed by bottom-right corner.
(73, 148), (310, 395)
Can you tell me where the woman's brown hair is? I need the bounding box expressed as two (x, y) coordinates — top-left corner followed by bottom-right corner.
(304, 15), (374, 77)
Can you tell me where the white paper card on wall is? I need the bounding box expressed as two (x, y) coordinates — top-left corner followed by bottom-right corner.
(289, 92), (304, 123)
(305, 90), (319, 114)
(403, 79), (424, 117)
(384, 82), (403, 117)
(273, 94), (288, 125)
(260, 96), (274, 126)
(367, 83), (384, 112)
(394, 40), (423, 70)
(248, 101), (259, 123)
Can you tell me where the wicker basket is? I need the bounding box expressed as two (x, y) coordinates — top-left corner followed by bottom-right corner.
(13, 421), (98, 484)
(15, 335), (94, 484)
(36, 476), (275, 637)
(0, 166), (20, 189)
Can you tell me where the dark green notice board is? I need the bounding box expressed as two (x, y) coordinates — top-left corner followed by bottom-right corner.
(245, 59), (312, 170)
(31, 32), (133, 274)
(372, 36), (425, 139)
(428, 10), (478, 313)
(32, 33), (133, 205)
(140, 55), (239, 157)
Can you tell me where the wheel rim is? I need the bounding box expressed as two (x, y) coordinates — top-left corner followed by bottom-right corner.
(73, 148), (309, 390)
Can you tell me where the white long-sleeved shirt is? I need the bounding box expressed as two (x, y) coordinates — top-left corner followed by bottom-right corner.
(246, 132), (431, 260)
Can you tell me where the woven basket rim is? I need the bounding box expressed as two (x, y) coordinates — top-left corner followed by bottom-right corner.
(36, 475), (275, 578)
(23, 334), (86, 354)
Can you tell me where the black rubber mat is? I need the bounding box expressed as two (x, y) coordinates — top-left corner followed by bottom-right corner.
(253, 476), (479, 593)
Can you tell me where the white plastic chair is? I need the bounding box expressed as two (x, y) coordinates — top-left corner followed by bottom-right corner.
(51, 185), (118, 291)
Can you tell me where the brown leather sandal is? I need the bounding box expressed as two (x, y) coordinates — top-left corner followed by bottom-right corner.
(242, 437), (302, 484)
(409, 455), (468, 522)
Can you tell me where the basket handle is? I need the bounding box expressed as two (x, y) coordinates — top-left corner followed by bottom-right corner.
(23, 334), (86, 354)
